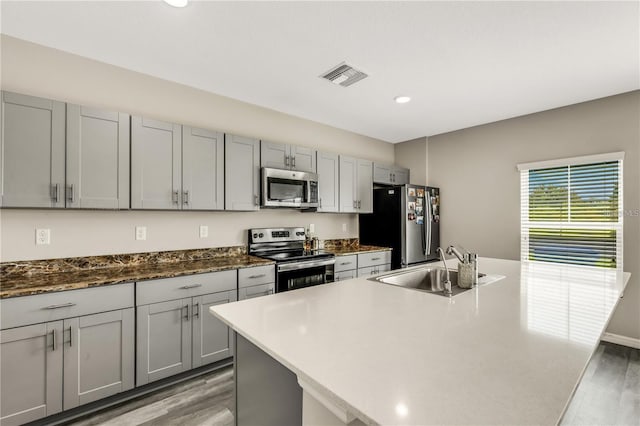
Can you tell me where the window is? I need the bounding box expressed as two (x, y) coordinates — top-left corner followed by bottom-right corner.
(518, 152), (623, 269)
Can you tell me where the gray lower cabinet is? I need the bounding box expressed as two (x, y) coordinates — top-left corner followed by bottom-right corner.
(0, 91), (65, 208)
(225, 134), (260, 211)
(136, 271), (237, 386)
(316, 151), (339, 212)
(63, 308), (135, 410)
(66, 104), (130, 209)
(357, 251), (392, 277)
(0, 284), (135, 425)
(238, 265), (275, 301)
(0, 321), (63, 426)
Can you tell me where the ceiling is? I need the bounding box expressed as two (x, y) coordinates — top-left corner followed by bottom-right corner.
(2, 1), (638, 143)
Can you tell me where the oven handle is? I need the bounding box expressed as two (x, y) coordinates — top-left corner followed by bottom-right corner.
(277, 258), (335, 272)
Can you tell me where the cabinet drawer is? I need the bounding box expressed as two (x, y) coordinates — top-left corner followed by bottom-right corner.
(1, 283), (134, 330)
(238, 265), (275, 288)
(334, 255), (357, 273)
(136, 270), (237, 306)
(334, 270), (356, 282)
(357, 251), (391, 268)
(238, 283), (275, 300)
(357, 264), (391, 278)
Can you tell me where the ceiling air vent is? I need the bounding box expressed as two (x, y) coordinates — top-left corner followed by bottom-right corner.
(320, 63), (368, 87)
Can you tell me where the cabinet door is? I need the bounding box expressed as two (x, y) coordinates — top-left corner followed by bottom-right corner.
(192, 290), (237, 368)
(373, 163), (392, 185)
(392, 167), (410, 185)
(0, 91), (65, 208)
(238, 283), (275, 300)
(316, 151), (339, 213)
(0, 322), (63, 426)
(131, 116), (182, 209)
(225, 135), (260, 211)
(290, 145), (316, 173)
(182, 126), (224, 210)
(260, 140), (288, 169)
(136, 299), (191, 386)
(339, 155), (356, 213)
(66, 105), (130, 209)
(357, 159), (373, 213)
(63, 308), (134, 410)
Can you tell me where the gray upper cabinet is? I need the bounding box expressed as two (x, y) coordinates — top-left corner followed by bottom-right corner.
(182, 126), (225, 210)
(261, 141), (316, 173)
(0, 91), (65, 208)
(339, 156), (373, 213)
(339, 155), (357, 213)
(63, 308), (134, 410)
(317, 151), (339, 212)
(373, 163), (409, 186)
(225, 134), (260, 211)
(357, 159), (373, 213)
(66, 105), (130, 209)
(131, 116), (182, 209)
(0, 321), (63, 426)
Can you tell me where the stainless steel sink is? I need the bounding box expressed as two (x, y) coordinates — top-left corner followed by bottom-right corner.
(370, 266), (487, 297)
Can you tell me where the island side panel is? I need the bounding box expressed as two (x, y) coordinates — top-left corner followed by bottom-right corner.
(235, 333), (302, 426)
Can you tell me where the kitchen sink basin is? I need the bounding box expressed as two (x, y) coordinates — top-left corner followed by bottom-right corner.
(370, 266), (491, 297)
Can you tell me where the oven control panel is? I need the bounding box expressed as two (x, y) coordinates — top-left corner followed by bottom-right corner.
(249, 227), (306, 243)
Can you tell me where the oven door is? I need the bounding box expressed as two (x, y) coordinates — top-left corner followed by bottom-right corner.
(261, 168), (318, 208)
(276, 258), (335, 292)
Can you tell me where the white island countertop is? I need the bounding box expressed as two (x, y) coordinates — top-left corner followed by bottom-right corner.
(211, 258), (630, 425)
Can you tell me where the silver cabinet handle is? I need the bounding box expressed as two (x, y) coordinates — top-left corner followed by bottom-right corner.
(353, 200), (356, 209)
(371, 257), (381, 261)
(50, 184), (59, 202)
(248, 274), (266, 279)
(183, 190), (190, 205)
(67, 326), (73, 347)
(285, 155), (290, 167)
(255, 194), (259, 206)
(193, 303), (200, 319)
(180, 284), (202, 289)
(319, 198), (322, 208)
(51, 329), (57, 351)
(43, 302), (76, 310)
(339, 262), (352, 266)
(66, 184), (75, 203)
(292, 156), (296, 168)
(357, 200), (361, 209)
(183, 304), (189, 321)
(172, 190), (179, 205)
(267, 289), (274, 295)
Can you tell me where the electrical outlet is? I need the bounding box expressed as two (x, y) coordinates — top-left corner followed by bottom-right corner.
(135, 226), (147, 241)
(199, 225), (209, 238)
(342, 223), (347, 232)
(36, 228), (50, 245)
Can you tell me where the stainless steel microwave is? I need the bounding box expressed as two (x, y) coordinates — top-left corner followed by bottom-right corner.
(261, 168), (319, 209)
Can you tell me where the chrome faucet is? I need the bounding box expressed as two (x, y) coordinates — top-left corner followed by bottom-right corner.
(437, 247), (453, 297)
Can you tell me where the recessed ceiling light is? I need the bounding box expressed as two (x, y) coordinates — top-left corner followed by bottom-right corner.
(394, 96), (411, 104)
(164, 0), (188, 8)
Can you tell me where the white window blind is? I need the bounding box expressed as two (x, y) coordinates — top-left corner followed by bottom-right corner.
(519, 153), (623, 270)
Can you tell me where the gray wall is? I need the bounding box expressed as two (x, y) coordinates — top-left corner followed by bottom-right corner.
(0, 35), (394, 261)
(395, 137), (428, 185)
(428, 91), (640, 339)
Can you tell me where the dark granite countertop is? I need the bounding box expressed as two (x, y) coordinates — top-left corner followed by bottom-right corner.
(1, 249), (273, 299)
(325, 245), (392, 257)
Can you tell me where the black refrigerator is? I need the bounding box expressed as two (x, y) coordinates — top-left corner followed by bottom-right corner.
(359, 185), (440, 269)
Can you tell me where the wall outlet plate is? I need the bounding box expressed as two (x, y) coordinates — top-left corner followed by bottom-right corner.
(135, 226), (147, 241)
(342, 223), (347, 232)
(199, 225), (209, 238)
(36, 228), (50, 245)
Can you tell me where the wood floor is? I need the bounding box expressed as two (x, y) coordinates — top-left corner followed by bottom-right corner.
(65, 342), (639, 426)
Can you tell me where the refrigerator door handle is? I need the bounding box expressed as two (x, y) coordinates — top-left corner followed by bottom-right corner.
(425, 193), (433, 256)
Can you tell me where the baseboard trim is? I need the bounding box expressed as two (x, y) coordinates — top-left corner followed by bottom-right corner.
(601, 332), (640, 349)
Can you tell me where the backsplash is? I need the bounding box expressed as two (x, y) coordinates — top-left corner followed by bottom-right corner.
(323, 238), (360, 249)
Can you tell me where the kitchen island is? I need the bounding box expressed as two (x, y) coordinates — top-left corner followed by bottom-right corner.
(210, 258), (630, 425)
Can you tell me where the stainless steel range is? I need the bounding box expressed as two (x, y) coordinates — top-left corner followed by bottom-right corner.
(248, 227), (335, 293)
